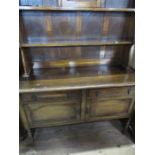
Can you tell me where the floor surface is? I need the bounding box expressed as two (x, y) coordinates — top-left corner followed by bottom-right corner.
(20, 121), (133, 155)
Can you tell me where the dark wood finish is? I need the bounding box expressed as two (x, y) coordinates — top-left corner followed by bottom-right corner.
(24, 100), (81, 127)
(19, 116), (27, 141)
(81, 90), (86, 120)
(21, 41), (133, 47)
(21, 90), (80, 102)
(19, 0), (135, 141)
(87, 86), (134, 99)
(87, 98), (131, 118)
(86, 87), (134, 120)
(20, 86), (134, 128)
(19, 0), (135, 8)
(19, 65), (134, 93)
(21, 45), (131, 71)
(126, 110), (135, 141)
(61, 0), (101, 8)
(20, 74), (134, 93)
(20, 48), (31, 77)
(19, 6), (135, 12)
(19, 10), (134, 47)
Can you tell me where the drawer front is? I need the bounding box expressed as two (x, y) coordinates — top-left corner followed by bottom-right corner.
(87, 98), (133, 119)
(21, 90), (81, 103)
(61, 0), (101, 8)
(87, 87), (135, 99)
(24, 101), (80, 127)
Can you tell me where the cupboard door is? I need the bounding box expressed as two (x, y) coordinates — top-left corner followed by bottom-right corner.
(24, 101), (81, 127)
(86, 98), (133, 120)
(86, 87), (134, 120)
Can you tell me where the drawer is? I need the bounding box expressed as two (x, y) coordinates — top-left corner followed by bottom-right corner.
(21, 90), (81, 103)
(24, 100), (81, 126)
(61, 0), (101, 8)
(87, 98), (133, 118)
(87, 87), (135, 99)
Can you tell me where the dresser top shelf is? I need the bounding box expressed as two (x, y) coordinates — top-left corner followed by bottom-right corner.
(20, 65), (135, 93)
(20, 40), (133, 48)
(19, 6), (135, 12)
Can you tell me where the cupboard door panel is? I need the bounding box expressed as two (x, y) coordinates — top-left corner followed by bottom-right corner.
(86, 87), (134, 120)
(25, 101), (80, 126)
(88, 99), (131, 118)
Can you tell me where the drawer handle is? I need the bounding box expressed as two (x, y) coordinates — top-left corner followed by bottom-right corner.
(32, 95), (37, 101)
(128, 88), (131, 95)
(128, 88), (134, 95)
(96, 91), (99, 97)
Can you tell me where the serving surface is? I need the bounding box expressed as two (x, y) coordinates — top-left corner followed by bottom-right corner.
(20, 65), (134, 93)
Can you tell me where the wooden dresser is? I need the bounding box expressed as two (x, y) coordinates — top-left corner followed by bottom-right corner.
(19, 0), (135, 142)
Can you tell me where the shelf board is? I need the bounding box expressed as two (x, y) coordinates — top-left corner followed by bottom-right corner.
(20, 40), (133, 48)
(19, 65), (135, 93)
(19, 6), (135, 12)
(33, 59), (112, 69)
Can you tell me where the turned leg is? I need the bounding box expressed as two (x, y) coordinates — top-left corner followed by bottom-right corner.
(123, 117), (132, 134)
(20, 98), (34, 145)
(123, 111), (134, 134)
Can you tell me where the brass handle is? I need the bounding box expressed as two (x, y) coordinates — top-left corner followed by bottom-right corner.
(128, 87), (134, 96)
(128, 88), (131, 95)
(32, 95), (37, 101)
(96, 91), (99, 97)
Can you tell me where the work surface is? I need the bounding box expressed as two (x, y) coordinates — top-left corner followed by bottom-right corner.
(20, 121), (133, 155)
(20, 65), (135, 93)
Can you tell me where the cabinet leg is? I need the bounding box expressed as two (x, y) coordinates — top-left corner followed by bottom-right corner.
(22, 73), (30, 78)
(123, 117), (132, 134)
(26, 129), (34, 146)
